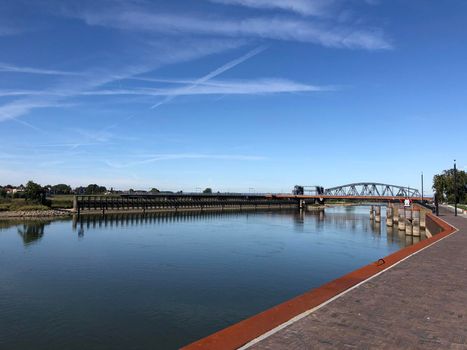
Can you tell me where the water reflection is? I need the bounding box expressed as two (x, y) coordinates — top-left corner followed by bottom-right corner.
(293, 210), (305, 231)
(70, 209), (333, 236)
(17, 222), (48, 245)
(0, 206), (426, 350)
(0, 219), (58, 246)
(72, 210), (306, 233)
(69, 207), (422, 249)
(0, 207), (424, 249)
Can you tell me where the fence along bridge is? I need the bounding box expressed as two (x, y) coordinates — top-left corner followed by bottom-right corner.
(73, 182), (428, 214)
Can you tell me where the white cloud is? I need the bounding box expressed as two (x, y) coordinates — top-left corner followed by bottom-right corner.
(0, 90), (43, 97)
(83, 78), (331, 97)
(0, 99), (67, 122)
(0, 62), (83, 76)
(0, 78), (331, 100)
(208, 0), (332, 16)
(0, 38), (246, 122)
(75, 10), (391, 50)
(149, 45), (266, 109)
(147, 38), (247, 65)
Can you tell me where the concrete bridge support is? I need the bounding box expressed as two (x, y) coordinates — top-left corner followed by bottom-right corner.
(405, 208), (413, 236)
(386, 204), (393, 227)
(73, 196), (78, 213)
(370, 206), (374, 220)
(420, 210), (426, 229)
(299, 200), (305, 210)
(375, 206), (381, 223)
(393, 204), (399, 223)
(398, 205), (406, 231)
(413, 208), (421, 237)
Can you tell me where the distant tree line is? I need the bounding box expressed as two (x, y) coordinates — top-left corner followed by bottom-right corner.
(46, 184), (72, 195)
(0, 181), (110, 201)
(433, 168), (467, 203)
(0, 182), (185, 200)
(74, 184), (108, 195)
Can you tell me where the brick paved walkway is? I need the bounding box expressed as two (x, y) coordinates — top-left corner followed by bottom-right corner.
(248, 207), (467, 350)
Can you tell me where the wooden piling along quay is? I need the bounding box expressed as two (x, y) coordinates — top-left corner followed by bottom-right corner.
(73, 194), (299, 214)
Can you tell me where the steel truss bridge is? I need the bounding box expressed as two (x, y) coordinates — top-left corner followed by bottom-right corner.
(324, 183), (421, 198)
(73, 182), (429, 213)
(272, 182), (428, 202)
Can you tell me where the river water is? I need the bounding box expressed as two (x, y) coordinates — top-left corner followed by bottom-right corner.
(0, 206), (423, 349)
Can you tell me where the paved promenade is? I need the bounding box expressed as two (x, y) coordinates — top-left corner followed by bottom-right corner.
(248, 208), (467, 349)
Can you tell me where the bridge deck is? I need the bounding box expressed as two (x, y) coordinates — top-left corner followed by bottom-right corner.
(245, 207), (467, 349)
(272, 194), (430, 201)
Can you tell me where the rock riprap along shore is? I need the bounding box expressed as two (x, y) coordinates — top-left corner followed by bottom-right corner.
(0, 210), (72, 218)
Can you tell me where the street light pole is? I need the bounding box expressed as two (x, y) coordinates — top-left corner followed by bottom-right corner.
(454, 160), (458, 216)
(421, 172), (424, 201)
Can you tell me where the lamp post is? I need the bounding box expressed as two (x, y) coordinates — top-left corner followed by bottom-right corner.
(421, 172), (424, 201)
(454, 160), (458, 216)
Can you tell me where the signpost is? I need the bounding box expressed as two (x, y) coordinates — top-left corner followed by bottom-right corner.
(454, 160), (458, 216)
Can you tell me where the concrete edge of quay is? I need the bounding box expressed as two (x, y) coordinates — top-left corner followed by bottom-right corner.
(180, 211), (458, 350)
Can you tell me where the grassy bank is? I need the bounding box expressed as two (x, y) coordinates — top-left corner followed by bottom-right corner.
(49, 195), (74, 209)
(0, 199), (50, 212)
(0, 195), (74, 211)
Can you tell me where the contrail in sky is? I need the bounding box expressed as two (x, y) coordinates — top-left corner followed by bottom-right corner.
(73, 45), (267, 149)
(149, 45), (267, 109)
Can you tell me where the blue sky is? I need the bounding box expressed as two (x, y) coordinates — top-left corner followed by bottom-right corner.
(0, 0), (465, 193)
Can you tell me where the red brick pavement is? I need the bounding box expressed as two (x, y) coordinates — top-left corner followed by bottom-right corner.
(247, 208), (467, 349)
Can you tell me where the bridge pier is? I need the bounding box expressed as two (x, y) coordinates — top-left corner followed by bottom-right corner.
(413, 208), (421, 237)
(393, 205), (399, 223)
(370, 206), (374, 220)
(73, 196), (78, 213)
(299, 199), (305, 210)
(398, 205), (406, 231)
(405, 208), (413, 236)
(375, 206), (381, 223)
(386, 204), (393, 227)
(420, 210), (426, 229)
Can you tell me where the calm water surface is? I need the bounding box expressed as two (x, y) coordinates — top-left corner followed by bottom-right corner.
(0, 206), (423, 349)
